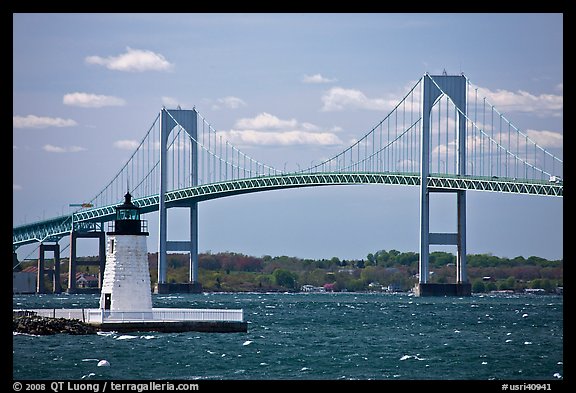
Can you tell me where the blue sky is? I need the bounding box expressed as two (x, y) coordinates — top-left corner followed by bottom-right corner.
(13, 13), (563, 262)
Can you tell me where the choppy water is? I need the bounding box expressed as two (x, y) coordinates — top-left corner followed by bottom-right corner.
(13, 292), (563, 380)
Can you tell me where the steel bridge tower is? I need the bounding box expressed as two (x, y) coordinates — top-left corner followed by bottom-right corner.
(416, 74), (471, 296)
(156, 108), (202, 294)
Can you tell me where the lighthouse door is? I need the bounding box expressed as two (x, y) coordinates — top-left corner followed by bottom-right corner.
(104, 293), (111, 310)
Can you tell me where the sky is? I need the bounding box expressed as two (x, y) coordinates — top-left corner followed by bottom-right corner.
(13, 13), (563, 263)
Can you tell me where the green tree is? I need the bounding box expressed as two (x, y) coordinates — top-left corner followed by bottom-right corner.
(472, 280), (486, 293)
(272, 269), (298, 289)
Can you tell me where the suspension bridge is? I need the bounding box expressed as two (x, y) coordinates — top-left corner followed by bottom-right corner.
(13, 73), (563, 296)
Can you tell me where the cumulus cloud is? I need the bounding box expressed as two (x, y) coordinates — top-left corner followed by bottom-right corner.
(223, 130), (342, 146)
(161, 96), (181, 107)
(212, 96), (247, 110)
(113, 140), (140, 150)
(235, 113), (298, 130)
(85, 47), (173, 72)
(302, 73), (337, 84)
(224, 112), (343, 146)
(321, 87), (397, 112)
(526, 129), (563, 148)
(43, 144), (86, 153)
(472, 86), (562, 116)
(13, 115), (77, 129)
(63, 92), (126, 108)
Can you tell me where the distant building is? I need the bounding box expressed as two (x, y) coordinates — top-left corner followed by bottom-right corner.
(301, 284), (326, 292)
(76, 272), (99, 288)
(13, 272), (36, 294)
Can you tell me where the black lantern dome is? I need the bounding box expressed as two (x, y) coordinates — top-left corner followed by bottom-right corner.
(107, 192), (148, 235)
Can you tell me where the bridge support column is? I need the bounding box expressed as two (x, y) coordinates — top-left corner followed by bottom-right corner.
(37, 242), (61, 294)
(67, 230), (106, 293)
(157, 108), (201, 293)
(417, 73), (470, 296)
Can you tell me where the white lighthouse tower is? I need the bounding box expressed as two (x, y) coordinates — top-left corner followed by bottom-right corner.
(99, 192), (152, 312)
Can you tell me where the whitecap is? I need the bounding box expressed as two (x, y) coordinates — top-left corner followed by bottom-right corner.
(454, 330), (461, 333)
(13, 332), (39, 337)
(301, 367), (311, 371)
(522, 313), (528, 318)
(524, 341), (533, 345)
(400, 355), (412, 361)
(81, 373), (96, 379)
(81, 358), (99, 362)
(206, 350), (216, 354)
(140, 335), (155, 340)
(553, 373), (562, 379)
(505, 339), (513, 343)
(259, 362), (268, 366)
(97, 331), (116, 337)
(242, 340), (253, 346)
(482, 361), (488, 365)
(97, 360), (110, 367)
(116, 335), (137, 340)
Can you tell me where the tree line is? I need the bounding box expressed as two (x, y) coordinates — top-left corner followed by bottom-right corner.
(147, 250), (562, 293)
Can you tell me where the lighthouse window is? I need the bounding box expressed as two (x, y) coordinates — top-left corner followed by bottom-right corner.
(117, 209), (139, 220)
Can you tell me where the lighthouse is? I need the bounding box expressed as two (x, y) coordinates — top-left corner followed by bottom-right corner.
(99, 192), (152, 312)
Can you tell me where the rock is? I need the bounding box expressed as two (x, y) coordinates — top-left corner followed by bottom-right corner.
(13, 315), (97, 335)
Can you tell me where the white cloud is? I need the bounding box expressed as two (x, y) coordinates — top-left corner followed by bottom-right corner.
(85, 47), (173, 72)
(223, 130), (343, 146)
(526, 129), (563, 148)
(13, 115), (77, 129)
(225, 112), (343, 146)
(302, 73), (337, 84)
(43, 144), (86, 153)
(555, 83), (563, 93)
(161, 96), (180, 107)
(473, 86), (562, 116)
(63, 92), (126, 108)
(321, 87), (397, 112)
(113, 140), (140, 150)
(235, 113), (298, 130)
(212, 96), (247, 110)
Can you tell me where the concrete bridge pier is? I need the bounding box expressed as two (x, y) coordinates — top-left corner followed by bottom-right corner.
(67, 230), (106, 293)
(37, 242), (62, 294)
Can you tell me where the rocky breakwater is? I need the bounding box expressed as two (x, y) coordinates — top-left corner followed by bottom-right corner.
(13, 312), (97, 335)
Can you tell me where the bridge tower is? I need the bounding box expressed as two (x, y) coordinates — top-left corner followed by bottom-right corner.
(155, 108), (202, 294)
(416, 73), (471, 296)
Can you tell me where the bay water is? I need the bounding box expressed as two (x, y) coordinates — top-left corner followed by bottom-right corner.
(12, 292), (563, 380)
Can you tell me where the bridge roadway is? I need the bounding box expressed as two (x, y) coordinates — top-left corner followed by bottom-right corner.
(13, 171), (563, 248)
